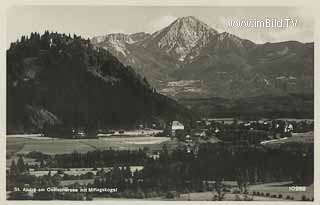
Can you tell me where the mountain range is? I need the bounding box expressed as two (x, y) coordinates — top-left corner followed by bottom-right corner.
(7, 16), (314, 133)
(92, 16), (314, 100)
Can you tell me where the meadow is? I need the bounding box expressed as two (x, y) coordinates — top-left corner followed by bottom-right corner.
(6, 136), (173, 156)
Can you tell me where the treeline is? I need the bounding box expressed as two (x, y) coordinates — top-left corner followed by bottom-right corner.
(52, 149), (149, 168)
(24, 149), (149, 169)
(81, 142), (313, 199)
(26, 142), (313, 187)
(131, 142), (313, 194)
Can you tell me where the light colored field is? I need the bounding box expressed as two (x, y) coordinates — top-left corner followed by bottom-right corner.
(6, 157), (40, 168)
(18, 139), (94, 155)
(29, 169), (99, 177)
(178, 192), (284, 201)
(7, 136), (172, 156)
(28, 166), (143, 177)
(7, 134), (52, 140)
(276, 118), (313, 122)
(60, 179), (94, 186)
(261, 131), (314, 146)
(248, 181), (314, 201)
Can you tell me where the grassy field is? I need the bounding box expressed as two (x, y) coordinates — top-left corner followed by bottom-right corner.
(177, 181), (313, 201)
(178, 192), (284, 201)
(248, 181), (314, 201)
(261, 131), (314, 148)
(6, 136), (174, 156)
(60, 179), (94, 186)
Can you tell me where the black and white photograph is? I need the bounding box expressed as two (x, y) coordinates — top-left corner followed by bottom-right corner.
(4, 4), (316, 201)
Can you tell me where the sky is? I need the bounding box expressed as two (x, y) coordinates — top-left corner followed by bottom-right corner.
(6, 6), (314, 47)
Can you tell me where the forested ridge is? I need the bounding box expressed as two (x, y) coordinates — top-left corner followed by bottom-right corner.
(7, 31), (197, 133)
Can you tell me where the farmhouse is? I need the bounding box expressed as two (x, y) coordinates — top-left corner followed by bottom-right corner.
(170, 121), (184, 137)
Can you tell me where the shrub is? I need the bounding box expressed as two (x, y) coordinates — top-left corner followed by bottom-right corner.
(301, 195), (307, 201)
(278, 194), (282, 198)
(266, 193), (270, 197)
(222, 188), (230, 192)
(232, 189), (240, 194)
(86, 194), (93, 200)
(244, 195), (253, 201)
(286, 195), (290, 200)
(165, 192), (175, 199)
(213, 194), (218, 201)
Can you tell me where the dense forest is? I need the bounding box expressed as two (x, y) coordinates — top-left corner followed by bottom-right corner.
(7, 31), (197, 134)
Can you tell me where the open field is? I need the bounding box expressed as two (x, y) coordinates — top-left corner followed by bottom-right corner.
(92, 192), (285, 201)
(261, 131), (314, 148)
(6, 136), (174, 156)
(60, 179), (94, 186)
(26, 166), (143, 177)
(176, 181), (313, 201)
(248, 181), (314, 201)
(91, 181), (313, 201)
(178, 192), (284, 201)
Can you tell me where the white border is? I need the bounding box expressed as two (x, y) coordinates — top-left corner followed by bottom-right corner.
(0, 1), (319, 205)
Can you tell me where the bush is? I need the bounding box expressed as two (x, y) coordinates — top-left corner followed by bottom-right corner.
(222, 188), (230, 192)
(266, 193), (270, 197)
(86, 194), (93, 200)
(165, 192), (175, 199)
(244, 195), (253, 201)
(301, 195), (307, 201)
(286, 195), (290, 200)
(252, 191), (256, 195)
(278, 194), (282, 198)
(271, 194), (277, 198)
(57, 169), (64, 174)
(232, 189), (240, 194)
(136, 191), (145, 199)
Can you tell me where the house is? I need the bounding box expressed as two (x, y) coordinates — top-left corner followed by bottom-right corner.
(170, 121), (184, 137)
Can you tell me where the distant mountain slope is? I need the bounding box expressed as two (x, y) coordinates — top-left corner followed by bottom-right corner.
(92, 16), (314, 100)
(7, 31), (197, 134)
(180, 94), (314, 119)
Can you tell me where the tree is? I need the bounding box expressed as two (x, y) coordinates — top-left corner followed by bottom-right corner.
(10, 160), (18, 176)
(213, 179), (225, 201)
(17, 155), (26, 173)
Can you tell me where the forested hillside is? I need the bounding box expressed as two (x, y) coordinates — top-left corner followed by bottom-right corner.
(7, 31), (197, 134)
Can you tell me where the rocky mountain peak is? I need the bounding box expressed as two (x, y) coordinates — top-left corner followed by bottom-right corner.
(145, 16), (219, 61)
(92, 32), (151, 45)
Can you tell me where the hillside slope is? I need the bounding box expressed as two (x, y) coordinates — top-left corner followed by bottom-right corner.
(7, 31), (197, 134)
